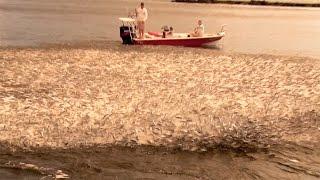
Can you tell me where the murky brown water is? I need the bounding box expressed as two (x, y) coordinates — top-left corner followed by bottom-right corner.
(1, 0), (320, 57)
(1, 1), (320, 179)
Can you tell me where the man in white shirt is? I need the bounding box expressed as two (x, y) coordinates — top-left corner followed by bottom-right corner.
(135, 2), (148, 39)
(190, 20), (205, 37)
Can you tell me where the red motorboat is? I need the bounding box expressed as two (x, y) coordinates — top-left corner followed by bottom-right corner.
(119, 18), (225, 47)
(134, 33), (224, 47)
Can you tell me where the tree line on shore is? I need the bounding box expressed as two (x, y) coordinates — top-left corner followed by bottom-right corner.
(172, 0), (320, 7)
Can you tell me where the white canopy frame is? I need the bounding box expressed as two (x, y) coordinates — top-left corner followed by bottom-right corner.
(119, 17), (137, 41)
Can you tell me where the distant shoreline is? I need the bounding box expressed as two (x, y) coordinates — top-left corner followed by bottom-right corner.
(172, 0), (320, 7)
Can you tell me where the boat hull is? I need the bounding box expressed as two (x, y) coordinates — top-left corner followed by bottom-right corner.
(133, 35), (223, 47)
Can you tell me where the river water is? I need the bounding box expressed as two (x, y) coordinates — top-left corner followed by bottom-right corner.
(0, 1), (320, 180)
(1, 0), (320, 57)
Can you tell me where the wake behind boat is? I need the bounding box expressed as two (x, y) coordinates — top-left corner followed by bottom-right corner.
(119, 17), (225, 47)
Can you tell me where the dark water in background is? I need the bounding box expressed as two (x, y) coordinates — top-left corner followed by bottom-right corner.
(0, 0), (320, 57)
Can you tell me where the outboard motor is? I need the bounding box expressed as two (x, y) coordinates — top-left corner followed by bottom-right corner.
(120, 26), (135, 44)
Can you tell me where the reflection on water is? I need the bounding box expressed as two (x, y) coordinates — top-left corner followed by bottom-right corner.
(1, 0), (320, 57)
(203, 44), (223, 50)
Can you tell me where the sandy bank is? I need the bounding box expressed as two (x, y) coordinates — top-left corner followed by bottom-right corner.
(173, 0), (320, 7)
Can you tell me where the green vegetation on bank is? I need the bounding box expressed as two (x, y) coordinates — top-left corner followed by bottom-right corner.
(173, 0), (320, 7)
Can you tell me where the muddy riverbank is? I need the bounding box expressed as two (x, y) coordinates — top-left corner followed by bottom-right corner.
(0, 143), (320, 179)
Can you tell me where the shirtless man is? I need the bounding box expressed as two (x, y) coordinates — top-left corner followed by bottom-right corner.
(135, 2), (148, 39)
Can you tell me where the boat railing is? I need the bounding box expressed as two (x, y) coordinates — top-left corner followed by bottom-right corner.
(220, 24), (227, 33)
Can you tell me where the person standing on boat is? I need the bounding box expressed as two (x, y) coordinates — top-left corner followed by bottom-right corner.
(135, 2), (148, 39)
